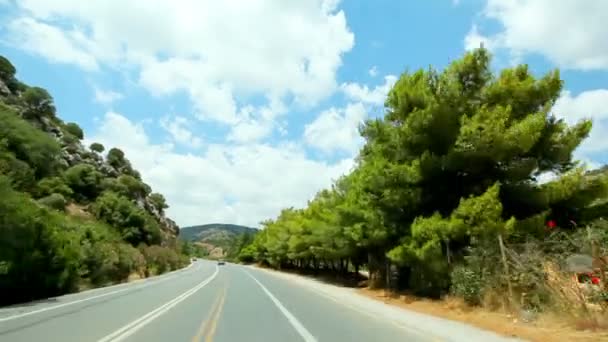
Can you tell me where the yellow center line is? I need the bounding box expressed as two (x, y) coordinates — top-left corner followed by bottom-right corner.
(204, 287), (227, 342)
(191, 287), (226, 342)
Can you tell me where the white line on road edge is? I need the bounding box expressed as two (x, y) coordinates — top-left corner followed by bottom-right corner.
(246, 271), (317, 342)
(250, 266), (437, 341)
(0, 262), (200, 323)
(97, 265), (219, 342)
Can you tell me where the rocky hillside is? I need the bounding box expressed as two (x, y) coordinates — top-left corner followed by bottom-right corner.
(0, 55), (186, 305)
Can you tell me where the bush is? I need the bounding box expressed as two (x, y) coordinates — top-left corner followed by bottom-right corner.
(0, 105), (61, 178)
(36, 177), (73, 198)
(64, 122), (84, 140)
(38, 193), (67, 211)
(0, 147), (36, 191)
(0, 176), (81, 304)
(106, 148), (126, 169)
(61, 133), (79, 146)
(22, 87), (56, 119)
(450, 265), (483, 305)
(93, 191), (161, 245)
(140, 245), (185, 275)
(0, 55), (16, 82)
(149, 193), (168, 213)
(63, 164), (103, 201)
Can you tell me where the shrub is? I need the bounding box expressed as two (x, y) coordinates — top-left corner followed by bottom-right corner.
(38, 193), (67, 211)
(92, 191), (161, 245)
(21, 87), (56, 119)
(36, 177), (73, 198)
(0, 106), (61, 178)
(140, 245), (184, 275)
(64, 122), (84, 140)
(0, 55), (16, 82)
(63, 164), (103, 201)
(149, 193), (168, 213)
(61, 133), (79, 146)
(450, 265), (483, 305)
(0, 176), (81, 304)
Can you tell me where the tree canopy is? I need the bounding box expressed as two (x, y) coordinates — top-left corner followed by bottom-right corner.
(240, 48), (608, 298)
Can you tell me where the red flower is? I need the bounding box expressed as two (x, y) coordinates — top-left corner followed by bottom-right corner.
(592, 277), (601, 285)
(547, 220), (556, 229)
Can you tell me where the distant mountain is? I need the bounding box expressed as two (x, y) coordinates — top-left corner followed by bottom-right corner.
(179, 224), (258, 258)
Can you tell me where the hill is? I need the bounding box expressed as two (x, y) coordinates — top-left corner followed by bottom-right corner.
(0, 55), (187, 305)
(180, 224), (258, 258)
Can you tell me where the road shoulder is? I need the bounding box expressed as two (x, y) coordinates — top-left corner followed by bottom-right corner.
(247, 265), (522, 342)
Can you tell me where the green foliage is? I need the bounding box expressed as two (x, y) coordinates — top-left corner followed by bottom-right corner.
(90, 142), (105, 153)
(107, 147), (127, 170)
(0, 105), (61, 179)
(450, 265), (483, 305)
(140, 245), (185, 275)
(149, 193), (168, 213)
(0, 176), (81, 304)
(0, 55), (16, 81)
(92, 191), (161, 246)
(35, 177), (73, 198)
(22, 87), (56, 119)
(38, 193), (67, 211)
(63, 164), (103, 201)
(0, 55), (184, 306)
(64, 122), (84, 140)
(246, 47), (604, 303)
(100, 175), (151, 200)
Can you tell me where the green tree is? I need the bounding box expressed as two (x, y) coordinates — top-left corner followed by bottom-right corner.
(90, 142), (105, 153)
(107, 148), (127, 169)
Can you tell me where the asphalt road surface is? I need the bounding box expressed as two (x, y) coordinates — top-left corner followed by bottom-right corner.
(0, 260), (519, 342)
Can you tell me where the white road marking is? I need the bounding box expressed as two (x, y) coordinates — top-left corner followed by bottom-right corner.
(97, 265), (219, 342)
(0, 261), (200, 322)
(246, 271), (317, 342)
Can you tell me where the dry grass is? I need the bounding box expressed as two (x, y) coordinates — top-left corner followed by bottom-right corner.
(65, 203), (92, 219)
(358, 288), (608, 342)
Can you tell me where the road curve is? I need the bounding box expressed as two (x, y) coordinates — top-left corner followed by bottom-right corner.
(0, 260), (521, 342)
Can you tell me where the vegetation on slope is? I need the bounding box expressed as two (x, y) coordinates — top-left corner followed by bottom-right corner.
(180, 224), (257, 259)
(0, 55), (191, 305)
(238, 48), (608, 319)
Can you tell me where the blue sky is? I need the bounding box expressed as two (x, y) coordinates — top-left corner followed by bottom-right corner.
(1, 0), (607, 227)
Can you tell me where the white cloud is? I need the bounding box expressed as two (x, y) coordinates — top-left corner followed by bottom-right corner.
(90, 112), (354, 227)
(341, 75), (397, 105)
(6, 17), (99, 70)
(368, 66), (378, 77)
(553, 89), (608, 156)
(467, 0), (608, 70)
(8, 0), (355, 128)
(160, 116), (202, 149)
(94, 87), (123, 105)
(304, 102), (366, 154)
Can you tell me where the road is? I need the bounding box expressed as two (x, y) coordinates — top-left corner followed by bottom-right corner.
(0, 260), (520, 342)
